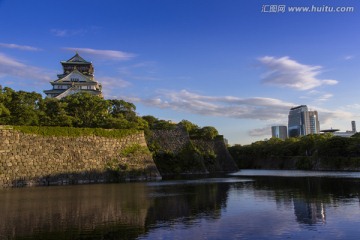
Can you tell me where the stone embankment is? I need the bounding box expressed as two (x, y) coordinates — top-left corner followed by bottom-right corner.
(0, 124), (238, 188)
(192, 137), (239, 173)
(0, 127), (160, 187)
(146, 125), (238, 175)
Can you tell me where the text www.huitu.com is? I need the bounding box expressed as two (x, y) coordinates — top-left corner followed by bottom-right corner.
(261, 5), (355, 13)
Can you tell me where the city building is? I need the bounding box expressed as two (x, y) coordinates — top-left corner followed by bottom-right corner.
(288, 105), (320, 137)
(271, 125), (288, 140)
(352, 120), (357, 133)
(333, 131), (355, 138)
(321, 121), (357, 138)
(44, 53), (102, 99)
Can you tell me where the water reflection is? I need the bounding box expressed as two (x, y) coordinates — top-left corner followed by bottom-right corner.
(145, 181), (231, 226)
(0, 171), (360, 239)
(0, 184), (151, 239)
(293, 200), (326, 225)
(246, 175), (360, 228)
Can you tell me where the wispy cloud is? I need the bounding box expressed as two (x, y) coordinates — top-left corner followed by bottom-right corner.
(300, 90), (334, 103)
(99, 76), (131, 88)
(97, 76), (131, 98)
(343, 104), (360, 111)
(248, 126), (271, 137)
(129, 89), (295, 121)
(344, 55), (354, 61)
(63, 47), (136, 61)
(125, 88), (353, 137)
(51, 28), (87, 37)
(316, 107), (354, 131)
(97, 77), (131, 90)
(0, 52), (51, 82)
(248, 106), (353, 137)
(316, 93), (333, 102)
(259, 56), (338, 90)
(118, 62), (160, 81)
(0, 42), (41, 51)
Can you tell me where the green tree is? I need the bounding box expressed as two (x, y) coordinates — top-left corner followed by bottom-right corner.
(0, 87), (10, 121)
(142, 115), (175, 130)
(108, 99), (137, 120)
(39, 98), (73, 126)
(318, 136), (351, 157)
(4, 89), (43, 125)
(62, 92), (109, 127)
(180, 119), (199, 133)
(142, 115), (158, 129)
(197, 126), (219, 140)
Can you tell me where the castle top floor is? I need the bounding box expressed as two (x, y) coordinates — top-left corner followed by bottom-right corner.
(58, 53), (94, 77)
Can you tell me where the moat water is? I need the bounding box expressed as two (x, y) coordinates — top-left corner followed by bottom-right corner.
(1, 170), (360, 239)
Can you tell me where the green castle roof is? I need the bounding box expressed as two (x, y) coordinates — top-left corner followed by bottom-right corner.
(61, 52), (91, 64)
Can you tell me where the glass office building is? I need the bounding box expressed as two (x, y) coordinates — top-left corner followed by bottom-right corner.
(288, 105), (320, 137)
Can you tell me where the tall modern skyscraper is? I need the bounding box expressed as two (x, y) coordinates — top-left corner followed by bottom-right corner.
(352, 121), (356, 133)
(288, 105), (320, 137)
(271, 126), (288, 140)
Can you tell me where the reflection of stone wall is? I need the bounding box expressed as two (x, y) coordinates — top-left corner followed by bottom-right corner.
(0, 184), (150, 239)
(145, 183), (230, 225)
(0, 129), (160, 187)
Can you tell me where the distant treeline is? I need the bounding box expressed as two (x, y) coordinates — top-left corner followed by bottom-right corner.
(228, 134), (360, 170)
(0, 86), (219, 139)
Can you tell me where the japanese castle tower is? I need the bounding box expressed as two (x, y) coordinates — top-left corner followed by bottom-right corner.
(44, 53), (102, 99)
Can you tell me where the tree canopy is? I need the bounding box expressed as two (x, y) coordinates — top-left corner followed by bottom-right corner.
(228, 133), (360, 169)
(0, 87), (219, 138)
(0, 87), (147, 130)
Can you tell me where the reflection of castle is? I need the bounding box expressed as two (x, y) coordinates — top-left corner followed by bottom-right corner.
(293, 199), (326, 225)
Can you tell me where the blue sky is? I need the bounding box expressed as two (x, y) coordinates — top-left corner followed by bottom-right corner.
(0, 0), (359, 145)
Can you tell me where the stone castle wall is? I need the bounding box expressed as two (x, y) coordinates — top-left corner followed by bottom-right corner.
(147, 125), (238, 174)
(147, 125), (191, 154)
(192, 137), (239, 173)
(0, 128), (160, 187)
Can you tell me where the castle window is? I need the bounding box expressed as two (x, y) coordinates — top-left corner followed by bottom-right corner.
(71, 78), (79, 82)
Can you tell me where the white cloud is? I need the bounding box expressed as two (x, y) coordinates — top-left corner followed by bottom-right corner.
(344, 55), (354, 60)
(248, 126), (271, 137)
(312, 106), (353, 125)
(125, 88), (354, 138)
(99, 76), (131, 89)
(51, 28), (87, 37)
(0, 53), (51, 82)
(300, 90), (334, 103)
(0, 43), (41, 51)
(249, 107), (353, 137)
(259, 56), (338, 90)
(63, 47), (136, 61)
(118, 62), (160, 81)
(343, 104), (360, 110)
(131, 89), (295, 121)
(317, 93), (333, 102)
(98, 76), (131, 98)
